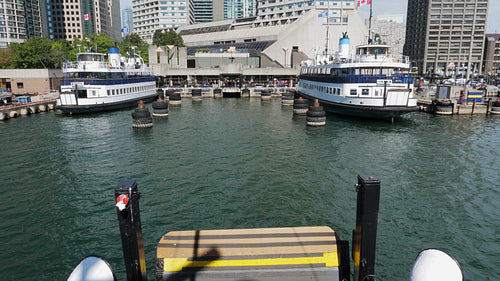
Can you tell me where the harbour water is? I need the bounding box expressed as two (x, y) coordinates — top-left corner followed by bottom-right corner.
(1, 98), (499, 281)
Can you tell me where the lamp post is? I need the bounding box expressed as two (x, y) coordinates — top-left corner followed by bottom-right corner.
(282, 47), (289, 68)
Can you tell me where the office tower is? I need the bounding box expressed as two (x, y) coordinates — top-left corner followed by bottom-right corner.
(133, 0), (194, 42)
(42, 0), (121, 41)
(404, 0), (489, 77)
(0, 0), (42, 47)
(223, 0), (255, 19)
(122, 8), (134, 32)
(254, 0), (357, 27)
(193, 0), (213, 23)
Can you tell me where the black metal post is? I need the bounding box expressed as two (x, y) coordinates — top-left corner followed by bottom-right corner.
(352, 175), (381, 281)
(115, 179), (147, 281)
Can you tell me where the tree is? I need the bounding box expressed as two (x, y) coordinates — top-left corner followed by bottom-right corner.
(120, 33), (149, 63)
(11, 37), (58, 68)
(152, 29), (184, 47)
(0, 48), (13, 69)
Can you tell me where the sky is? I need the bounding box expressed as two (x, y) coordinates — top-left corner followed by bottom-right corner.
(119, 0), (500, 34)
(358, 1), (500, 34)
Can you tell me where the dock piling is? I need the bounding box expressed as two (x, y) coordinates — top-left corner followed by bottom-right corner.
(352, 175), (381, 281)
(115, 180), (147, 281)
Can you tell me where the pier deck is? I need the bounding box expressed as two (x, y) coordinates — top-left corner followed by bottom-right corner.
(155, 226), (347, 281)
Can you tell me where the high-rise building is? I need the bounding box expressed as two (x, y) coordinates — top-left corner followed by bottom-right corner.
(0, 0), (43, 47)
(122, 8), (134, 32)
(193, 0), (213, 23)
(132, 0), (194, 42)
(42, 0), (121, 42)
(254, 0), (357, 27)
(483, 34), (500, 74)
(404, 0), (489, 77)
(223, 0), (255, 19)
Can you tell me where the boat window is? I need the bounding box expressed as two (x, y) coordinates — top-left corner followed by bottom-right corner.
(361, 89), (370, 96)
(375, 89), (381, 96)
(341, 68), (350, 75)
(337, 88), (341, 95)
(77, 90), (87, 98)
(350, 89), (357, 96)
(107, 90), (110, 96)
(369, 47), (387, 55)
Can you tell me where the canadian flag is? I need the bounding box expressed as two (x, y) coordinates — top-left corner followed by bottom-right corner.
(357, 0), (371, 7)
(83, 13), (91, 21)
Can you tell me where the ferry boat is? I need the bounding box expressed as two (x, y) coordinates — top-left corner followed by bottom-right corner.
(56, 47), (157, 114)
(298, 33), (418, 120)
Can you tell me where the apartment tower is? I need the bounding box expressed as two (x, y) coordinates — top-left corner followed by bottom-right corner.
(43, 0), (121, 41)
(404, 0), (489, 77)
(0, 0), (42, 47)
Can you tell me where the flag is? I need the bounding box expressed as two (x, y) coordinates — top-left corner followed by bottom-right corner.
(83, 13), (91, 21)
(318, 10), (328, 18)
(357, 0), (371, 7)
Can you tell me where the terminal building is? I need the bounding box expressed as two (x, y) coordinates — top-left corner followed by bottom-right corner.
(150, 3), (369, 85)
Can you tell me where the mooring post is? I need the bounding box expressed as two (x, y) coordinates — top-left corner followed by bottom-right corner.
(352, 175), (381, 281)
(115, 179), (147, 281)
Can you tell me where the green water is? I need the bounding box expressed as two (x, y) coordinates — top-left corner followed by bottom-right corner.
(1, 98), (499, 280)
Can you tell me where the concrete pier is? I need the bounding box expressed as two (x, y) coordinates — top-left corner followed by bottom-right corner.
(417, 98), (495, 115)
(0, 99), (58, 120)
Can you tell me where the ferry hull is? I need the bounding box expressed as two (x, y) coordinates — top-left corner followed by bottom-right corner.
(56, 93), (158, 115)
(300, 92), (418, 120)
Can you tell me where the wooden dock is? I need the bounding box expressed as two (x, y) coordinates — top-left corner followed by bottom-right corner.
(155, 226), (349, 281)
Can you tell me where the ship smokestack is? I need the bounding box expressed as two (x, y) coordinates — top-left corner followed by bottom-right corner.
(338, 32), (350, 60)
(108, 47), (121, 68)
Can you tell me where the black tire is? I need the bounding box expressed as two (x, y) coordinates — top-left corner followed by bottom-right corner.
(133, 117), (152, 124)
(307, 110), (326, 117)
(309, 105), (324, 111)
(192, 89), (202, 96)
(435, 106), (452, 112)
(294, 99), (309, 104)
(170, 93), (181, 100)
(152, 101), (169, 109)
(492, 101), (500, 107)
(153, 109), (169, 114)
(306, 116), (326, 122)
(293, 103), (309, 109)
(134, 106), (149, 112)
(435, 100), (452, 106)
(132, 111), (151, 118)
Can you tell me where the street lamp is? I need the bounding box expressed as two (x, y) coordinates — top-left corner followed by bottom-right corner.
(282, 47), (289, 68)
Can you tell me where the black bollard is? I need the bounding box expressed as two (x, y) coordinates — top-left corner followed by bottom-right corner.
(352, 175), (380, 281)
(115, 180), (147, 281)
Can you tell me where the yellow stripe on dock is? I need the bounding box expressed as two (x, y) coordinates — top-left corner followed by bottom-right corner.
(157, 226), (341, 273)
(163, 252), (339, 272)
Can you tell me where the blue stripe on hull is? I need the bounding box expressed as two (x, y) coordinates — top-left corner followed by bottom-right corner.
(56, 93), (158, 115)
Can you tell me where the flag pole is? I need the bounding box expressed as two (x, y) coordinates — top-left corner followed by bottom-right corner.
(368, 0), (373, 44)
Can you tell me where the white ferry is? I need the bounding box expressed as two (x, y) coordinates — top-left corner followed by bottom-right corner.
(298, 34), (418, 120)
(57, 47), (157, 114)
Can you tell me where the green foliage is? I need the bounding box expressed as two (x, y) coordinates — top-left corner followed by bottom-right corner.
(7, 32), (154, 68)
(152, 29), (184, 47)
(120, 33), (149, 63)
(0, 48), (13, 69)
(11, 37), (58, 68)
